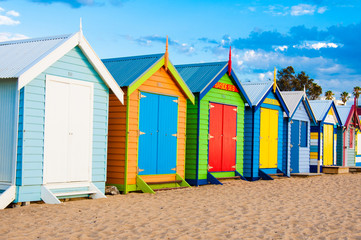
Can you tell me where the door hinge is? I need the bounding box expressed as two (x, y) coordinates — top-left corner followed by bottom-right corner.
(138, 130), (145, 136)
(232, 165), (236, 169)
(290, 144), (293, 148)
(209, 103), (215, 109)
(233, 108), (237, 112)
(139, 92), (146, 99)
(208, 165), (213, 170)
(232, 137), (237, 141)
(173, 99), (179, 103)
(172, 133), (178, 137)
(171, 167), (177, 171)
(138, 168), (144, 173)
(208, 134), (214, 140)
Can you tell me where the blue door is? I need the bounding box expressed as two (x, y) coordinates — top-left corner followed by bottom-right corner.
(138, 92), (159, 175)
(157, 95), (178, 174)
(290, 120), (300, 173)
(138, 92), (178, 175)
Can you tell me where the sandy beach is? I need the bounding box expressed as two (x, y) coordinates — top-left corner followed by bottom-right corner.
(1, 173), (360, 240)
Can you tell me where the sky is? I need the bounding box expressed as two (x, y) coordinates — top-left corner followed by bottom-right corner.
(0, 0), (360, 100)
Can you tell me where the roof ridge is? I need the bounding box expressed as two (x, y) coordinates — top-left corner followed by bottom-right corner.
(102, 53), (164, 62)
(0, 34), (72, 46)
(175, 61), (228, 68)
(242, 81), (273, 85)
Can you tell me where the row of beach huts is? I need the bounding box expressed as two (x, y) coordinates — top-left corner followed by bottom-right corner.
(0, 31), (360, 209)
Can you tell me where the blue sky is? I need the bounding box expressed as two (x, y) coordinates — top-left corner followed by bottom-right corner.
(0, 0), (360, 99)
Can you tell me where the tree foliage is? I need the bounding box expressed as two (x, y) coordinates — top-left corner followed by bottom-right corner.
(354, 86), (361, 106)
(340, 92), (350, 104)
(276, 66), (322, 100)
(324, 90), (334, 100)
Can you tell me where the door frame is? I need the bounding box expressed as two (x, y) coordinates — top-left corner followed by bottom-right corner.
(137, 91), (179, 175)
(322, 123), (334, 166)
(290, 119), (300, 173)
(43, 75), (94, 184)
(259, 107), (279, 169)
(207, 101), (238, 172)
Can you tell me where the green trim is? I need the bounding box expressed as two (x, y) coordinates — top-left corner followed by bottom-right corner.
(127, 57), (195, 104)
(124, 93), (130, 194)
(128, 58), (164, 95)
(209, 171), (235, 178)
(136, 175), (155, 194)
(167, 61), (195, 104)
(175, 173), (191, 187)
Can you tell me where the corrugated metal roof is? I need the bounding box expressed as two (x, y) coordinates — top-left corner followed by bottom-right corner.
(336, 105), (352, 126)
(242, 81), (273, 106)
(0, 34), (72, 78)
(309, 100), (333, 121)
(102, 54), (164, 87)
(175, 61), (227, 93)
(281, 91), (305, 116)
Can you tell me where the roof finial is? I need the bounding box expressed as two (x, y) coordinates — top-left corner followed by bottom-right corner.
(273, 67), (277, 93)
(304, 84), (306, 94)
(79, 17), (83, 34)
(228, 46), (232, 76)
(164, 35), (169, 71)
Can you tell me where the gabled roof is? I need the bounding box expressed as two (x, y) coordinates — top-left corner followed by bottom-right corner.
(242, 81), (273, 106)
(102, 54), (164, 87)
(102, 54), (195, 103)
(175, 61), (251, 105)
(336, 105), (361, 129)
(281, 91), (316, 123)
(175, 61), (227, 93)
(242, 81), (289, 115)
(309, 100), (341, 124)
(336, 105), (352, 126)
(0, 34), (71, 79)
(0, 32), (124, 103)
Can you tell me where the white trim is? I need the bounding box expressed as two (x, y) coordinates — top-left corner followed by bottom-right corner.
(17, 32), (124, 104)
(78, 34), (124, 104)
(43, 75), (93, 184)
(11, 83), (20, 185)
(0, 185), (16, 209)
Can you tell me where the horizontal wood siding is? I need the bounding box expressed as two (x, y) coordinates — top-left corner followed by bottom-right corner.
(0, 79), (17, 183)
(293, 102), (311, 173)
(17, 47), (109, 201)
(107, 88), (127, 185)
(282, 118), (289, 175)
(336, 127), (343, 166)
(127, 67), (188, 185)
(198, 74), (245, 181)
(346, 128), (356, 166)
(243, 107), (254, 178)
(185, 95), (199, 182)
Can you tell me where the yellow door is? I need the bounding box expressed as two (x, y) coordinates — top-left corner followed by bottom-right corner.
(269, 109), (279, 168)
(260, 108), (270, 168)
(323, 124), (334, 165)
(259, 108), (279, 168)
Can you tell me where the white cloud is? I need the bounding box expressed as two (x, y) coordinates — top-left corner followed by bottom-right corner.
(0, 15), (20, 25)
(248, 7), (256, 12)
(0, 32), (28, 42)
(264, 5), (289, 16)
(0, 7), (4, 12)
(6, 10), (20, 17)
(274, 45), (288, 51)
(291, 4), (316, 16)
(317, 6), (327, 14)
(294, 41), (340, 50)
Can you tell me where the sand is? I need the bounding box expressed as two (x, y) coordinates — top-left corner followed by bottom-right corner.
(1, 174), (361, 240)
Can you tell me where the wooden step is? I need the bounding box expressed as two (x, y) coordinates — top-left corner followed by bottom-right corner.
(269, 173), (284, 177)
(349, 167), (361, 172)
(54, 190), (97, 197)
(217, 176), (241, 180)
(146, 180), (182, 185)
(153, 186), (188, 192)
(322, 166), (349, 174)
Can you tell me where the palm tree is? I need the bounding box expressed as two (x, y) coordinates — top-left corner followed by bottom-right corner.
(340, 92), (350, 104)
(353, 86), (361, 106)
(325, 90), (334, 100)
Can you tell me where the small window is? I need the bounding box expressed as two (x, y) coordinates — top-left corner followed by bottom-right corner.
(300, 121), (308, 147)
(350, 128), (354, 149)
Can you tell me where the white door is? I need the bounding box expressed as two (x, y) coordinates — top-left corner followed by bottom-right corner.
(43, 76), (93, 184)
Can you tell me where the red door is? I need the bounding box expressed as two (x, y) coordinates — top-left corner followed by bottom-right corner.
(208, 103), (237, 172)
